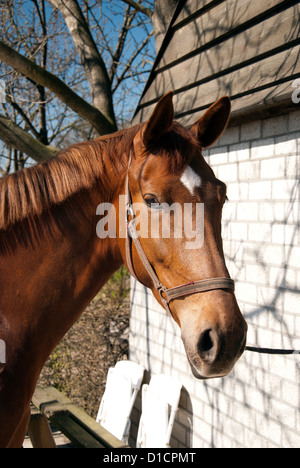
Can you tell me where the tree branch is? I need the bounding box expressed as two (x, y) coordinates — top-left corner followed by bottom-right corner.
(120, 0), (153, 18)
(0, 149), (12, 177)
(112, 30), (154, 93)
(109, 4), (134, 83)
(0, 40), (115, 135)
(6, 98), (40, 139)
(0, 114), (59, 162)
(32, 0), (49, 145)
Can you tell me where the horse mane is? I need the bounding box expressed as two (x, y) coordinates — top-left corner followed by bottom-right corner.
(0, 121), (198, 232)
(146, 121), (199, 172)
(0, 125), (141, 232)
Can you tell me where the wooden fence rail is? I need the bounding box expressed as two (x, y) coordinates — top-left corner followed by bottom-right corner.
(28, 386), (129, 449)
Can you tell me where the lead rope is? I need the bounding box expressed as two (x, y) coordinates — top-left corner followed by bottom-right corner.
(246, 346), (300, 355)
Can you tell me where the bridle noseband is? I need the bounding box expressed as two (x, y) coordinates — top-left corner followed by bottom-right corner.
(124, 151), (235, 316)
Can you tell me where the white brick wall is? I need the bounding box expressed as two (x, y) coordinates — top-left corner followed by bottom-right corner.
(129, 110), (300, 448)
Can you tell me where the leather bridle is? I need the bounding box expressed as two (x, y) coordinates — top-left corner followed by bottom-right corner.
(124, 151), (300, 358)
(124, 151), (235, 316)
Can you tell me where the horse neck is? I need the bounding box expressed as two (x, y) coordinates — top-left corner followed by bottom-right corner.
(0, 132), (136, 378)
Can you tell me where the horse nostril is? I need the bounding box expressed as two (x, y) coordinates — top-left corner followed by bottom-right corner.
(199, 329), (213, 352)
(197, 329), (218, 363)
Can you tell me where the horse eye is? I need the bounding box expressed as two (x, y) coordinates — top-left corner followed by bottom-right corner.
(144, 194), (161, 209)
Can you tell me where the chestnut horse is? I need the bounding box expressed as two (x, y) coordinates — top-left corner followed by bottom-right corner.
(0, 92), (247, 447)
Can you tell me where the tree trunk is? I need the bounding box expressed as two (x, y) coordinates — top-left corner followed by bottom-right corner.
(48, 0), (117, 130)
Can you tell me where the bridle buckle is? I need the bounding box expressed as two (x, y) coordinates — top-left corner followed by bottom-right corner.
(126, 204), (135, 223)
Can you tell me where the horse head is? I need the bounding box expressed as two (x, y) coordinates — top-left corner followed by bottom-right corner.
(122, 92), (247, 379)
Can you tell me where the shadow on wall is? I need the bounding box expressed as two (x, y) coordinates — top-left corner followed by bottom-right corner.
(222, 134), (300, 349)
(138, 1), (300, 128)
(210, 130), (300, 447)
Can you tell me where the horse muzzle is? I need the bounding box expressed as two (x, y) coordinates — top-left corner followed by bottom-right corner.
(180, 306), (248, 379)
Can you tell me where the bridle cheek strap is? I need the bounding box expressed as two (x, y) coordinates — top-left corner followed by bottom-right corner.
(124, 152), (235, 316)
(126, 218), (234, 315)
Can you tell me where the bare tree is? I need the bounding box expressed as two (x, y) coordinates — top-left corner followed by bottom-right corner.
(0, 0), (154, 170)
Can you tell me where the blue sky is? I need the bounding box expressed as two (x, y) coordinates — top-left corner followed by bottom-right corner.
(0, 0), (156, 169)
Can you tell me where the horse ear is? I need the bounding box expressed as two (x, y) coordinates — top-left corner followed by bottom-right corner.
(190, 97), (231, 148)
(142, 91), (174, 147)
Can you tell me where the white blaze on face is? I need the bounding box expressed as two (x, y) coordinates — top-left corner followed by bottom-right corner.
(180, 165), (201, 195)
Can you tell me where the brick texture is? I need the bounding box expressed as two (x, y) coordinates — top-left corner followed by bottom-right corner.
(129, 110), (300, 448)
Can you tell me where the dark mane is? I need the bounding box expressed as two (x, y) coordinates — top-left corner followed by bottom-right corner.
(147, 121), (200, 172)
